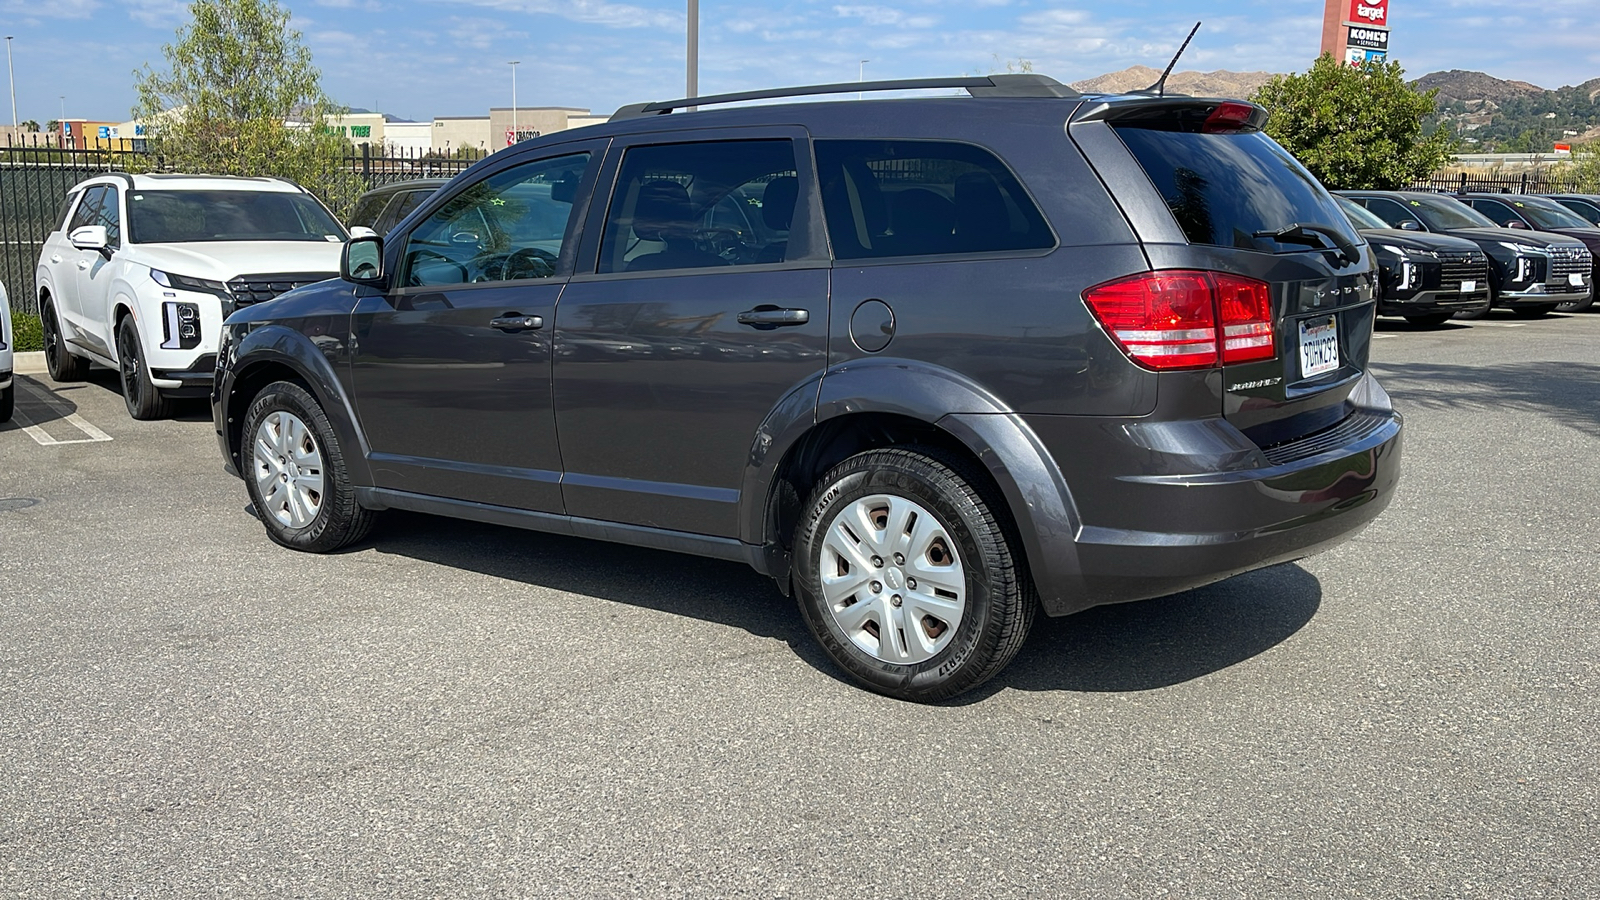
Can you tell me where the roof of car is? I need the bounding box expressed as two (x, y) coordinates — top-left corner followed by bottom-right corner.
(358, 178), (451, 197)
(70, 173), (310, 193)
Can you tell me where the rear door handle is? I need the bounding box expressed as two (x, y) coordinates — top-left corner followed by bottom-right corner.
(490, 314), (543, 332)
(76, 259), (90, 270)
(50, 254), (61, 264)
(737, 306), (809, 328)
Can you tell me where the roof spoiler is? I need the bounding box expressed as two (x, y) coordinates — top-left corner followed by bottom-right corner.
(609, 74), (1080, 121)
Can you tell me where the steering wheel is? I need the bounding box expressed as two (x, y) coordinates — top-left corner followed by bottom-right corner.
(500, 247), (558, 281)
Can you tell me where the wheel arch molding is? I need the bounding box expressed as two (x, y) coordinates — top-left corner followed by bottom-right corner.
(741, 358), (1089, 615)
(220, 325), (372, 487)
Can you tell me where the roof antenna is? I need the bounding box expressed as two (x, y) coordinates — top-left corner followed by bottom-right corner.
(1143, 22), (1202, 97)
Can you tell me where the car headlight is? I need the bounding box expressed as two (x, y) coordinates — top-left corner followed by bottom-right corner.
(150, 268), (231, 301)
(1396, 261), (1418, 291)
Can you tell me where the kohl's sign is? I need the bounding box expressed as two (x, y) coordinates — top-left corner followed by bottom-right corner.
(1347, 0), (1389, 27)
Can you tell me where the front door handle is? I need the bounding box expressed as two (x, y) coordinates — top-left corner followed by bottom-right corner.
(737, 306), (809, 328)
(490, 313), (543, 333)
(50, 254), (61, 264)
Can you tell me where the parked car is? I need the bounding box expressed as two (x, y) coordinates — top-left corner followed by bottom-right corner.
(214, 75), (1403, 701)
(1544, 193), (1600, 227)
(1454, 192), (1600, 313)
(35, 174), (348, 419)
(347, 178), (449, 237)
(1, 281), (13, 423)
(1339, 190), (1592, 319)
(1333, 195), (1490, 325)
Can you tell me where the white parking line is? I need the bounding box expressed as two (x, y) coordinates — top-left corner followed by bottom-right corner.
(1468, 321), (1528, 328)
(11, 381), (114, 446)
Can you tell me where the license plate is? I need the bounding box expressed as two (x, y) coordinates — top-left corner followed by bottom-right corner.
(1570, 273), (1586, 287)
(1299, 316), (1339, 379)
(1461, 280), (1477, 293)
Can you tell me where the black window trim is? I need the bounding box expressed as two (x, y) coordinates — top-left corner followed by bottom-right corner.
(810, 135), (1061, 268)
(386, 138), (609, 295)
(571, 125), (828, 283)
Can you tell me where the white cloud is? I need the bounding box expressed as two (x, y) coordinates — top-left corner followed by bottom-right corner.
(834, 5), (938, 29)
(428, 0), (679, 29)
(1, 0), (99, 19)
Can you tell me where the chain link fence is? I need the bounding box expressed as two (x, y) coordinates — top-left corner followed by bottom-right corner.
(1, 136), (487, 315)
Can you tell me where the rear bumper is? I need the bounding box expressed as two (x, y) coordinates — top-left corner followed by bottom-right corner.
(1072, 412), (1401, 606)
(1023, 375), (1403, 615)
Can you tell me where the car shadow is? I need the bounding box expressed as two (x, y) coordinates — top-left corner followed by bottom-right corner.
(1374, 318), (1472, 332)
(87, 369), (212, 422)
(361, 511), (1321, 700)
(1369, 359), (1600, 440)
(0, 375), (78, 430)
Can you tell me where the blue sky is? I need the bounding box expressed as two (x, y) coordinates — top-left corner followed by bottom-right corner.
(3, 0), (1598, 125)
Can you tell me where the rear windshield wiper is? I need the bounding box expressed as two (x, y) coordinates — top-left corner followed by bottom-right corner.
(1253, 223), (1361, 265)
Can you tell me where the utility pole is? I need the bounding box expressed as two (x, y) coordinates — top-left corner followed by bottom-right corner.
(509, 60), (520, 146)
(859, 59), (870, 100)
(687, 0), (698, 102)
(6, 37), (17, 131)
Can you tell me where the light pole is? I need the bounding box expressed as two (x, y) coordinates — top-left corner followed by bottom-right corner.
(6, 37), (17, 131)
(859, 59), (870, 100)
(508, 60), (520, 146)
(687, 0), (698, 101)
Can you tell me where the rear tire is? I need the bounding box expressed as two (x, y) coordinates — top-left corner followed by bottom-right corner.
(793, 447), (1035, 702)
(1512, 304), (1559, 319)
(1403, 313), (1453, 327)
(241, 381), (374, 553)
(0, 383), (12, 423)
(116, 315), (175, 420)
(41, 299), (89, 382)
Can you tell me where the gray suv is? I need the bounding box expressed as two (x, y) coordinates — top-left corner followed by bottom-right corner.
(212, 75), (1403, 701)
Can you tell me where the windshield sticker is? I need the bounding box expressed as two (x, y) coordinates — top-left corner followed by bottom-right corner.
(325, 235), (341, 241)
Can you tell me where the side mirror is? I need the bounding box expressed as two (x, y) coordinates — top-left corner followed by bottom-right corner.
(1505, 220), (1529, 229)
(348, 225), (379, 239)
(1399, 221), (1422, 231)
(69, 225), (110, 252)
(341, 235), (385, 285)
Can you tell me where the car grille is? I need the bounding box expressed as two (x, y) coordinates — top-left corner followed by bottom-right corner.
(1437, 251), (1490, 297)
(227, 273), (336, 308)
(1546, 245), (1592, 288)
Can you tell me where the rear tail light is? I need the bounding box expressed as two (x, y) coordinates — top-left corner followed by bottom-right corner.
(1202, 101), (1258, 134)
(1083, 270), (1276, 370)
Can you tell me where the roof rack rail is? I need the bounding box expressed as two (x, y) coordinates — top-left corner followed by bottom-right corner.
(609, 73), (1080, 121)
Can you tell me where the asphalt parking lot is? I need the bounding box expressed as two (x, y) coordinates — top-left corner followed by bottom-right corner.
(2, 311), (1597, 898)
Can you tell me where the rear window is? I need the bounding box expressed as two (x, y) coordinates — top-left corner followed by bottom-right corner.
(1115, 127), (1358, 254)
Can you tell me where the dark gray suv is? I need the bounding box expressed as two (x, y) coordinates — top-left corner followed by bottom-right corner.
(213, 75), (1403, 701)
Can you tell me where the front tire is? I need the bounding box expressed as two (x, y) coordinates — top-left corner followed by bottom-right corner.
(241, 381), (374, 553)
(1512, 303), (1559, 319)
(793, 447), (1035, 702)
(41, 299), (89, 382)
(116, 315), (174, 420)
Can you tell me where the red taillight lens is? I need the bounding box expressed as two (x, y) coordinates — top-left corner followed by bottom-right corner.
(1083, 270), (1275, 371)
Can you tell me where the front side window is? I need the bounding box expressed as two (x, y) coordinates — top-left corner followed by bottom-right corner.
(127, 190), (344, 243)
(815, 140), (1053, 260)
(68, 186), (106, 233)
(597, 139), (800, 274)
(58, 190), (82, 231)
(1468, 198), (1523, 227)
(1555, 198), (1600, 226)
(1361, 197), (1423, 229)
(402, 151), (590, 287)
(347, 193), (390, 230)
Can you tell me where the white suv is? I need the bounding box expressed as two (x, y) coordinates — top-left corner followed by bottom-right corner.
(35, 174), (348, 419)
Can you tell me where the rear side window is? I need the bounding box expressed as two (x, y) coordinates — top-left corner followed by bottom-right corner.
(1115, 126), (1358, 254)
(816, 140), (1053, 260)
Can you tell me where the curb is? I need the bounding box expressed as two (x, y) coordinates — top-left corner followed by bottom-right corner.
(13, 351), (47, 376)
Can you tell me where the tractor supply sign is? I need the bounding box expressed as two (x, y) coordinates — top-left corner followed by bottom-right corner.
(1348, 0), (1389, 27)
(1347, 25), (1389, 50)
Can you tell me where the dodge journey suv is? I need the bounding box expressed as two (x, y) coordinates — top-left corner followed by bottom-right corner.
(213, 75), (1403, 701)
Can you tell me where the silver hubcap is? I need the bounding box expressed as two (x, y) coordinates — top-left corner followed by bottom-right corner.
(252, 411), (325, 529)
(819, 493), (966, 664)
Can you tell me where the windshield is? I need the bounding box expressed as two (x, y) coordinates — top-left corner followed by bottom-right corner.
(1407, 196), (1497, 231)
(128, 190), (347, 243)
(1336, 195), (1390, 230)
(1510, 198), (1591, 230)
(1114, 126), (1360, 253)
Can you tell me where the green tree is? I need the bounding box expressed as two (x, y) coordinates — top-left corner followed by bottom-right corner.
(1251, 54), (1454, 190)
(131, 0), (360, 214)
(1565, 143), (1600, 193)
(20, 119), (40, 132)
